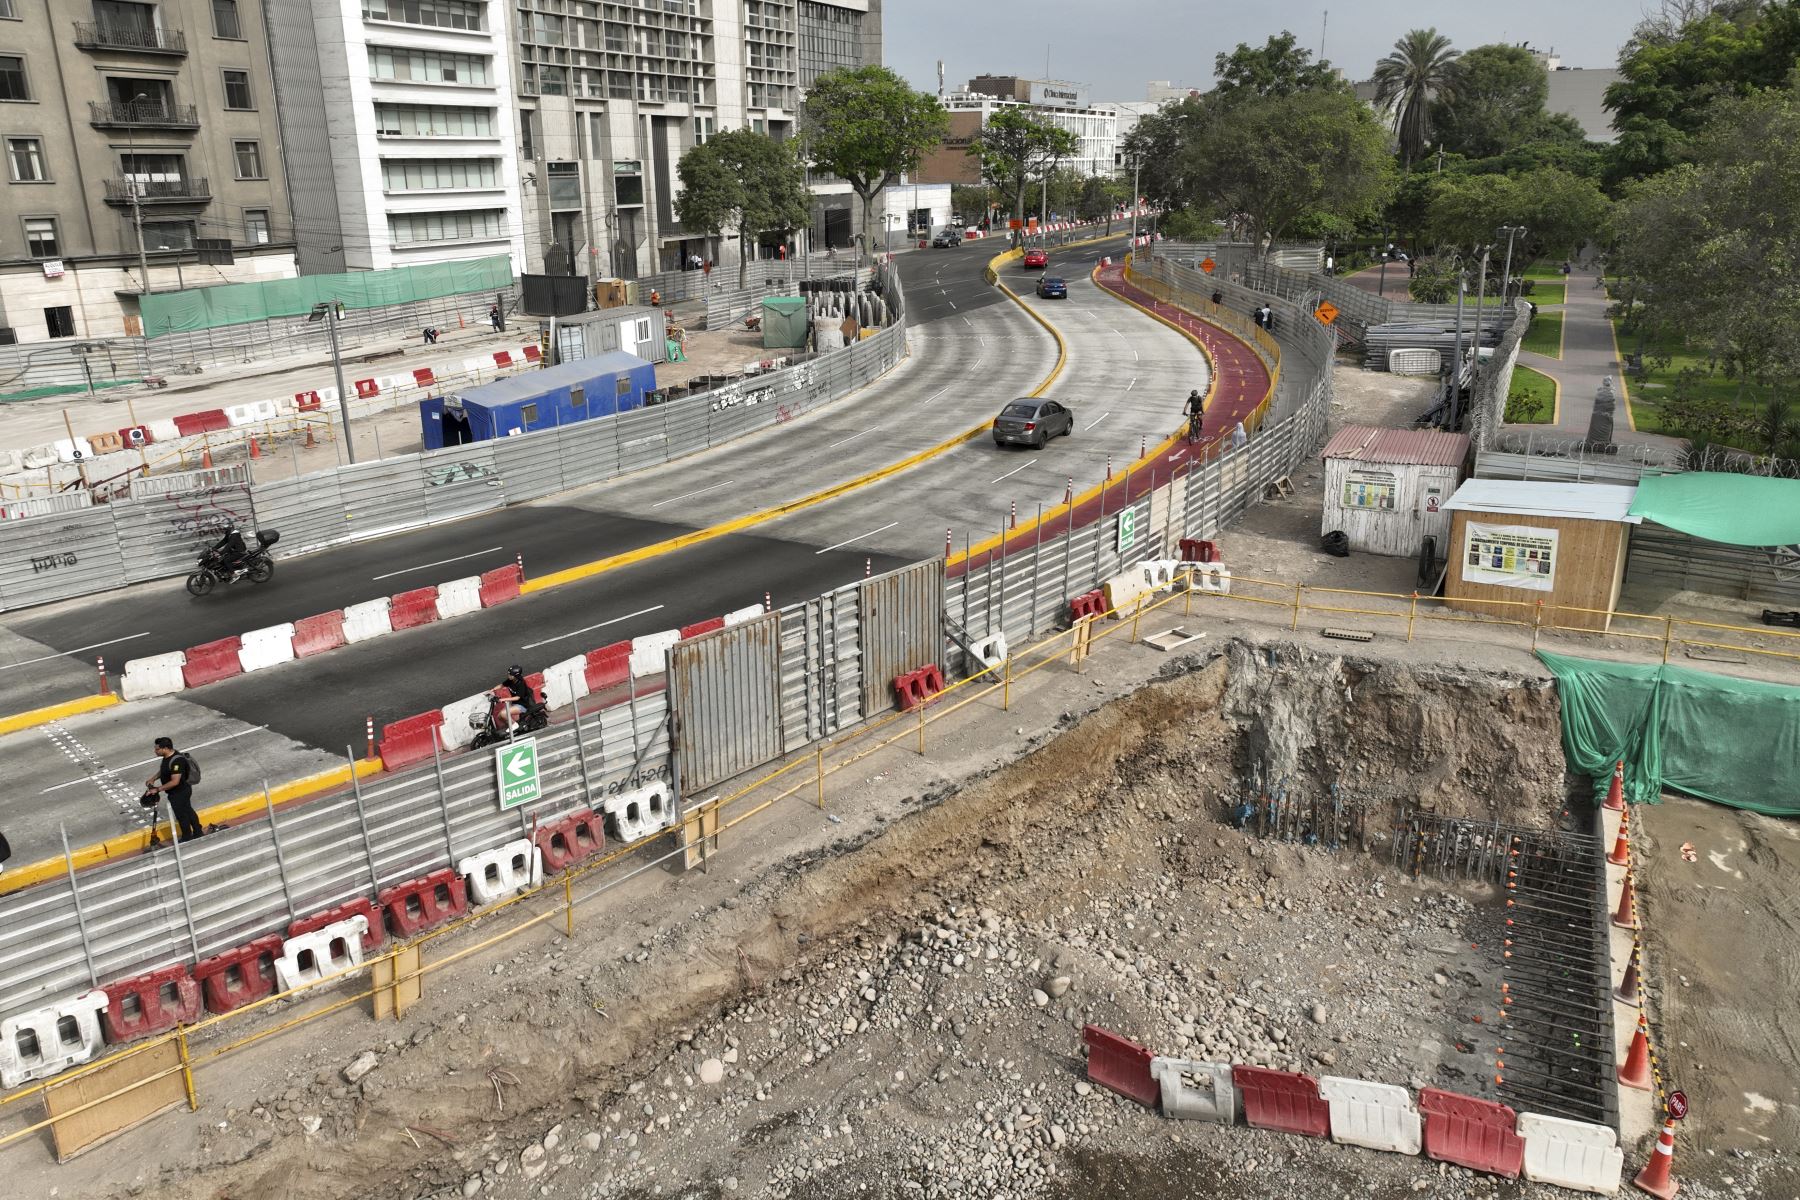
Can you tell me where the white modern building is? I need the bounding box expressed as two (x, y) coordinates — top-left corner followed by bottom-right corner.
(943, 77), (1118, 178)
(303, 0), (527, 273)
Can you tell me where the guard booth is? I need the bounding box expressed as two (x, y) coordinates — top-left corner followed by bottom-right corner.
(419, 351), (655, 448)
(1318, 426), (1468, 558)
(1441, 480), (1641, 632)
(537, 305), (667, 366)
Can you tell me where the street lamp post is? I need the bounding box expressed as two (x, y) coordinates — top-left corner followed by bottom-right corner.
(310, 301), (355, 463)
(1497, 224), (1526, 307)
(127, 93), (150, 297)
(1129, 156), (1141, 248)
(1377, 249), (1390, 298)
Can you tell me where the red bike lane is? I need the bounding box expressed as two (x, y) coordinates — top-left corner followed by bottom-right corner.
(949, 261), (1274, 578)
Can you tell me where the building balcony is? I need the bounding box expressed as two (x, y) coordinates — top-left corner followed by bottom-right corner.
(88, 101), (201, 130)
(102, 177), (211, 205)
(72, 21), (188, 56)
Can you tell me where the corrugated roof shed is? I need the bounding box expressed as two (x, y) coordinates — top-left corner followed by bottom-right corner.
(1320, 425), (1470, 468)
(1440, 479), (1642, 524)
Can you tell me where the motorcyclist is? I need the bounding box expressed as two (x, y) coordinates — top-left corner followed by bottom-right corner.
(499, 664), (540, 726)
(210, 524), (250, 580)
(1183, 389), (1207, 443)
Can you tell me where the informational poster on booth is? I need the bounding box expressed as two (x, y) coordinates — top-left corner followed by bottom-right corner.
(1341, 468), (1398, 511)
(1463, 522), (1559, 591)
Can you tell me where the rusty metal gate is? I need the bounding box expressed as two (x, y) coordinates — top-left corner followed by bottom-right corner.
(858, 559), (945, 714)
(668, 612), (785, 792)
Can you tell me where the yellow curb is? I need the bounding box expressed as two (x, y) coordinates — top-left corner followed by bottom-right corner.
(0, 758), (385, 897)
(1606, 315), (1638, 432)
(0, 692), (120, 737)
(524, 241), (1089, 597)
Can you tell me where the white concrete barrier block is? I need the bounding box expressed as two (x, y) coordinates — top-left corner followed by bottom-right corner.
(542, 654), (589, 711)
(1102, 570), (1152, 614)
(1181, 562), (1231, 595)
(1518, 1112), (1625, 1194)
(1150, 1057), (1236, 1124)
(629, 629), (680, 679)
(435, 575), (482, 621)
(1139, 558), (1182, 589)
(53, 438), (93, 464)
(121, 651), (188, 700)
(272, 916), (368, 994)
(0, 989), (108, 1089)
(148, 418), (181, 443)
(438, 691), (492, 751)
(723, 604), (766, 627)
(238, 623), (296, 673)
(342, 597), (393, 644)
(603, 781), (674, 845)
(461, 358), (486, 377)
(971, 633), (1009, 671)
(1318, 1076), (1422, 1156)
(458, 838), (541, 906)
(224, 403), (257, 427)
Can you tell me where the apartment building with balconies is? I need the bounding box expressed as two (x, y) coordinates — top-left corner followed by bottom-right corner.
(0, 0), (296, 342)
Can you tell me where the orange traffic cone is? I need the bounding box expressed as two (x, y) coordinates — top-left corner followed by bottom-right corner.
(1615, 957), (1642, 1006)
(1607, 807), (1632, 867)
(248, 435), (261, 460)
(1612, 873), (1638, 929)
(1633, 1117), (1680, 1198)
(304, 423), (317, 448)
(1604, 760), (1626, 811)
(1618, 1013), (1653, 1090)
(201, 445), (213, 469)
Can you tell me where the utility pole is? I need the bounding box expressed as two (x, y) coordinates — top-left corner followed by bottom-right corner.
(312, 301), (355, 463)
(1497, 224), (1526, 307)
(128, 93), (150, 298)
(1129, 156), (1141, 248)
(1447, 269), (1468, 429)
(1471, 244), (1492, 388)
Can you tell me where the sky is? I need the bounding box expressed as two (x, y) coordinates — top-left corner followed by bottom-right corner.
(885, 0), (1653, 101)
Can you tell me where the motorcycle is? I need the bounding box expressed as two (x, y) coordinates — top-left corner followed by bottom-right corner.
(186, 529), (280, 596)
(469, 686), (548, 749)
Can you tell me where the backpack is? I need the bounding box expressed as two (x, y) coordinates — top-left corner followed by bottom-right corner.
(178, 752), (201, 787)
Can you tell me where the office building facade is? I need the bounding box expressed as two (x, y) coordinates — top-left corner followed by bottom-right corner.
(0, 0), (296, 343)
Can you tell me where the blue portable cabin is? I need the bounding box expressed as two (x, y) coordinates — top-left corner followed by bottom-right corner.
(419, 351), (655, 448)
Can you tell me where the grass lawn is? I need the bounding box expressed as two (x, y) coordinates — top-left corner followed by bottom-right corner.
(1519, 262), (1569, 306)
(1521, 310), (1563, 358)
(1505, 364), (1558, 424)
(1613, 321), (1766, 441)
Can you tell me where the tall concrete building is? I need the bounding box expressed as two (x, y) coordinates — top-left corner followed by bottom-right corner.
(505, 0), (883, 281)
(0, 0), (297, 343)
(918, 76), (1118, 185)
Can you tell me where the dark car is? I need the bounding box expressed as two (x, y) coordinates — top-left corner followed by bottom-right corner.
(1036, 275), (1067, 299)
(932, 228), (962, 248)
(992, 399), (1074, 449)
(1022, 247), (1049, 268)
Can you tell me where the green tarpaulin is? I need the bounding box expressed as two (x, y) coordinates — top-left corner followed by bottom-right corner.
(1626, 473), (1800, 546)
(1538, 650), (1800, 815)
(140, 256), (514, 337)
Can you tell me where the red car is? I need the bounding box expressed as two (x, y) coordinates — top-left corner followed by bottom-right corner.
(1022, 247), (1048, 268)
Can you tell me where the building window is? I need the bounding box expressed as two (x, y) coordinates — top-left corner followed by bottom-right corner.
(244, 208), (270, 243)
(143, 220), (195, 250)
(0, 0), (16, 18)
(6, 136), (46, 181)
(23, 215), (58, 256)
(222, 69), (253, 110)
(546, 161), (580, 209)
(211, 0), (241, 39)
(380, 156), (499, 190)
(232, 139), (264, 178)
(373, 102), (494, 136)
(368, 46), (491, 86)
(0, 55), (27, 102)
(360, 0), (486, 30)
(45, 306), (76, 339)
(387, 208), (506, 244)
(693, 115), (713, 144)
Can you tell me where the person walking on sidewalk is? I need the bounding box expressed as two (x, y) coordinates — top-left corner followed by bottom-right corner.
(143, 737), (203, 843)
(489, 303), (504, 333)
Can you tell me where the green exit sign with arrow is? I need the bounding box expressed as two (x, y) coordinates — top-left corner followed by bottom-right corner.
(495, 739), (541, 809)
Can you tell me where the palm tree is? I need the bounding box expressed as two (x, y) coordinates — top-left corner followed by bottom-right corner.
(1372, 29), (1459, 166)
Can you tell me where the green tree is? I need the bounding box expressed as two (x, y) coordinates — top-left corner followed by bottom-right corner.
(1371, 28), (1460, 165)
(1430, 44), (1549, 161)
(967, 108), (1078, 240)
(802, 65), (950, 264)
(1213, 32), (1347, 101)
(1423, 168), (1609, 259)
(1605, 0), (1800, 184)
(1614, 78), (1800, 395)
(675, 129), (809, 287)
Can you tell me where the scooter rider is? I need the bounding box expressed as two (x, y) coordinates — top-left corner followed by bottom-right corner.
(211, 523), (250, 580)
(500, 664), (540, 726)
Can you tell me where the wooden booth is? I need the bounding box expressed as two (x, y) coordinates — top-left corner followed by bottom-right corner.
(1440, 480), (1641, 632)
(1319, 426), (1469, 558)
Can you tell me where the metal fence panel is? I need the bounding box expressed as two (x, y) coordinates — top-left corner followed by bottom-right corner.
(0, 507), (129, 610)
(109, 483), (255, 584)
(335, 457), (429, 544)
(490, 430), (566, 503)
(248, 472), (349, 557)
(858, 559), (945, 713)
(669, 616), (784, 791)
(419, 443), (506, 523)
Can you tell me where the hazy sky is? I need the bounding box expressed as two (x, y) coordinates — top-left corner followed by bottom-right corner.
(887, 0), (1652, 100)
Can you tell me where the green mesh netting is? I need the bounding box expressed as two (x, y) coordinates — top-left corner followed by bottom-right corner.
(1537, 650), (1800, 815)
(140, 256), (513, 336)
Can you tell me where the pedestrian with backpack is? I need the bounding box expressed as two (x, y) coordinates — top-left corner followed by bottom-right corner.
(143, 736), (204, 843)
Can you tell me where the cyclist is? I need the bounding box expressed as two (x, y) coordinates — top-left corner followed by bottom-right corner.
(1183, 389), (1207, 443)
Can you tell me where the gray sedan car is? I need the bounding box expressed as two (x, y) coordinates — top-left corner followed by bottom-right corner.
(992, 399), (1075, 448)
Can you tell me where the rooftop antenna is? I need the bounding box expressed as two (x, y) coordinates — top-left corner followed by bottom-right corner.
(1045, 43), (1051, 79)
(1320, 9), (1329, 60)
(936, 58), (945, 102)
